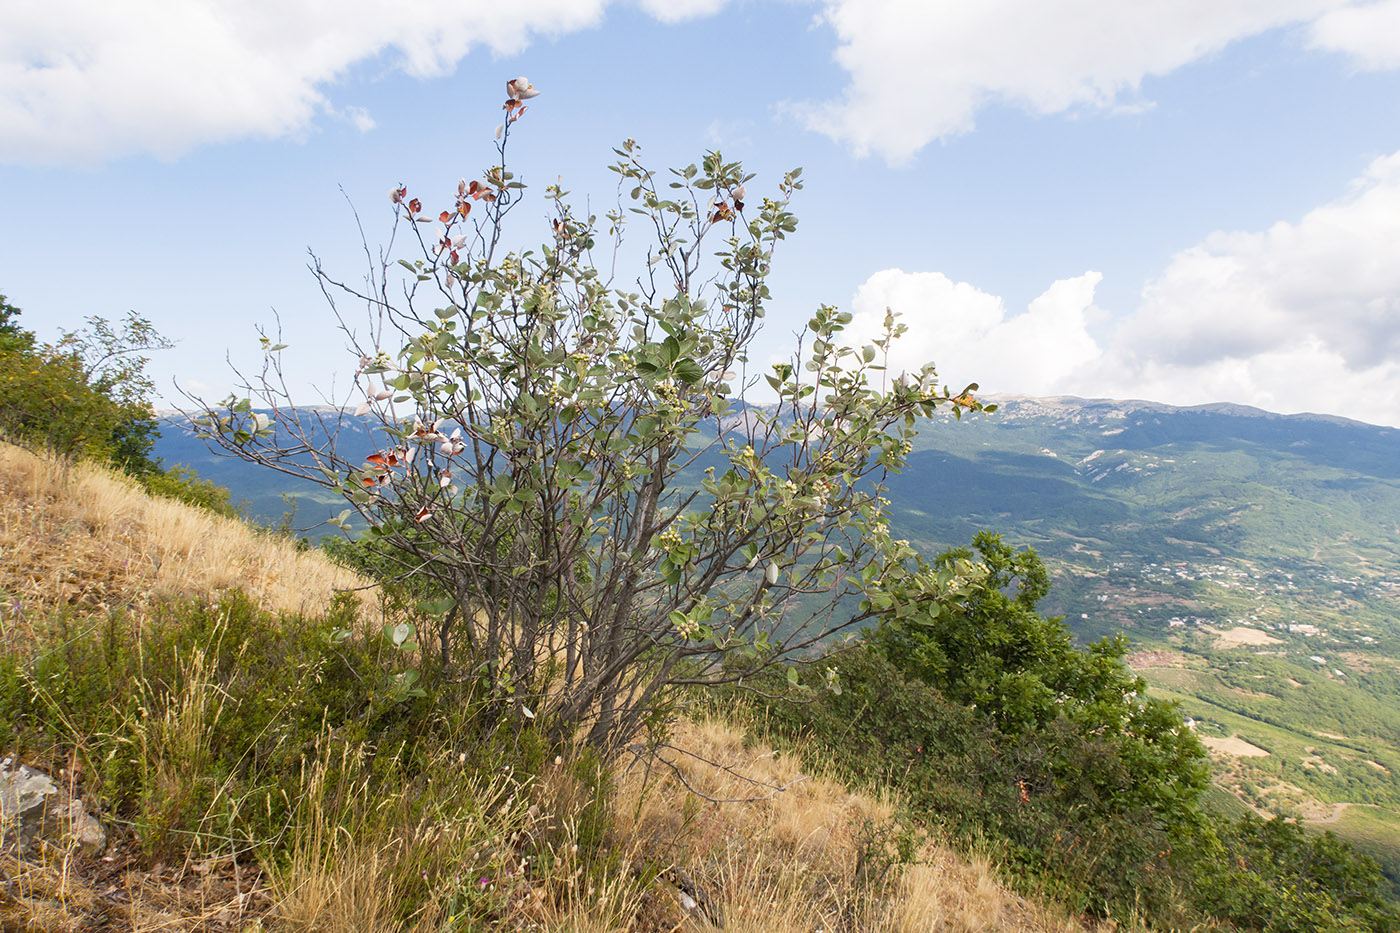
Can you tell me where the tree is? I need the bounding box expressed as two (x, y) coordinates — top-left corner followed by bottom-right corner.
(195, 80), (990, 751)
(870, 531), (1209, 822)
(0, 296), (171, 472)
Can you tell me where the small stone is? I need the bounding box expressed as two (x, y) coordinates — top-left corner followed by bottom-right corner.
(1, 757), (59, 853)
(63, 798), (108, 855)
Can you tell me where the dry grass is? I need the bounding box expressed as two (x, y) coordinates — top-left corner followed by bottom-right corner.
(609, 717), (1095, 933)
(0, 442), (1108, 931)
(0, 440), (372, 649)
(0, 846), (267, 932)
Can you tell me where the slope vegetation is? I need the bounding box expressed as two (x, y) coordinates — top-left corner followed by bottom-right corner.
(0, 440), (1090, 933)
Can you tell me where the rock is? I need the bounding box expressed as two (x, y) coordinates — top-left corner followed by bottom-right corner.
(61, 798), (108, 855)
(0, 758), (107, 856)
(1, 756), (59, 853)
(667, 866), (724, 927)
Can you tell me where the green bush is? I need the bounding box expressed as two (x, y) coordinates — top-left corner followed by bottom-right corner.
(743, 533), (1399, 930)
(4, 591), (443, 856)
(1197, 814), (1398, 933)
(140, 464), (242, 518)
(1, 292), (241, 516)
(0, 294), (167, 473)
(756, 644), (1195, 921)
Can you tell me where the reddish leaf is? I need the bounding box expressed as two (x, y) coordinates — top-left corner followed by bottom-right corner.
(439, 210), (451, 223)
(408, 198), (422, 214)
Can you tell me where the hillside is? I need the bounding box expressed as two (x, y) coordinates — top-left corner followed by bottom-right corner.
(0, 439), (1091, 933)
(155, 395), (1400, 885)
(881, 395), (1400, 882)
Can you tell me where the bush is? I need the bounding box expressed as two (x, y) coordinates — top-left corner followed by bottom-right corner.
(1197, 814), (1399, 933)
(756, 643), (1197, 922)
(196, 83), (992, 752)
(3, 591), (439, 856)
(743, 531), (1400, 931)
(140, 463), (243, 518)
(870, 531), (1209, 830)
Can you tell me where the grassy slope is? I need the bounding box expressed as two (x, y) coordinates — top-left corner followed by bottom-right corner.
(0, 439), (1092, 933)
(153, 398), (1400, 884)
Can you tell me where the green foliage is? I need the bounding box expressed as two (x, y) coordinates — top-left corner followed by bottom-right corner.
(757, 643), (1199, 922)
(1196, 814), (1399, 933)
(0, 296), (171, 474)
(140, 463), (243, 518)
(3, 591), (431, 854)
(744, 534), (1397, 930)
(0, 292), (242, 519)
(871, 533), (1209, 822)
(0, 294), (34, 353)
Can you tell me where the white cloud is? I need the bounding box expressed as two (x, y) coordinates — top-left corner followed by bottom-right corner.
(635, 0), (731, 23)
(0, 0), (612, 165)
(1309, 0), (1400, 69)
(334, 105), (377, 133)
(797, 0), (1383, 164)
(1101, 150), (1400, 425)
(846, 268), (1104, 396)
(846, 150), (1400, 427)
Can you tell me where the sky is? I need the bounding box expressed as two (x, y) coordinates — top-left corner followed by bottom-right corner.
(3, 0), (1400, 426)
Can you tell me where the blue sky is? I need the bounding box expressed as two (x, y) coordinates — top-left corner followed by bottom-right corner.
(3, 0), (1400, 424)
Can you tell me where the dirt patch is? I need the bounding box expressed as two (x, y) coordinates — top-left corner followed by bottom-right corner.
(1303, 802), (1349, 823)
(1365, 760), (1391, 774)
(1339, 651), (1389, 673)
(1315, 731), (1348, 741)
(1201, 735), (1270, 758)
(1301, 751), (1339, 775)
(1206, 626), (1283, 649)
(1126, 649), (1184, 670)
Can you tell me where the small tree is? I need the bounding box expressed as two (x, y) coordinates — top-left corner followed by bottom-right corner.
(0, 296), (171, 473)
(196, 80), (989, 750)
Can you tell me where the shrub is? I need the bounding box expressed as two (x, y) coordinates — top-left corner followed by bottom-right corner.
(195, 80), (991, 752)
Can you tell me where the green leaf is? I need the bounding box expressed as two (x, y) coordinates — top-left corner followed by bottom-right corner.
(673, 358), (704, 384)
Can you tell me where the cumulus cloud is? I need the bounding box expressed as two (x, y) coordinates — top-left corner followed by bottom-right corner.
(797, 0), (1388, 163)
(1309, 0), (1400, 69)
(1100, 149), (1400, 425)
(0, 0), (616, 165)
(845, 268), (1104, 396)
(847, 150), (1400, 426)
